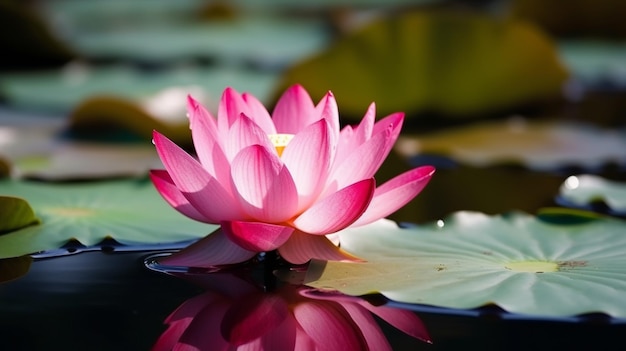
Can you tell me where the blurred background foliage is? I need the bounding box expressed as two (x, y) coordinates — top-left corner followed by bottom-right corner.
(1, 0), (625, 225)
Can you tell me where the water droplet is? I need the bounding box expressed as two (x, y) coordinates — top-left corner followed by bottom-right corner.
(564, 175), (579, 189)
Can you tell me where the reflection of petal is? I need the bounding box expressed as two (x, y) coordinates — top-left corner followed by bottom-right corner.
(360, 303), (432, 344)
(158, 229), (256, 268)
(178, 300), (231, 351)
(279, 232), (362, 264)
(293, 301), (367, 351)
(221, 294), (289, 345)
(258, 313), (297, 351)
(152, 292), (226, 351)
(339, 303), (392, 351)
(153, 271), (430, 350)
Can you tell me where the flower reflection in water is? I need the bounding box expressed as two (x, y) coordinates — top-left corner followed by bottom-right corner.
(151, 270), (431, 351)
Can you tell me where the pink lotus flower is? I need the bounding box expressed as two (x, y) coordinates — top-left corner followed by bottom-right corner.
(150, 85), (434, 265)
(151, 273), (431, 351)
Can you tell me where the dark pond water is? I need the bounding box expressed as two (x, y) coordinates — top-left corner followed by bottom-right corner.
(1, 242), (625, 351)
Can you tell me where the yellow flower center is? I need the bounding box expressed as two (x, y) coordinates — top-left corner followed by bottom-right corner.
(268, 134), (295, 157)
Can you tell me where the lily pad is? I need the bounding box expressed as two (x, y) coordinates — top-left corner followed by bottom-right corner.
(13, 142), (163, 181)
(395, 118), (626, 171)
(0, 196), (39, 234)
(274, 10), (568, 119)
(306, 212), (626, 318)
(557, 175), (626, 216)
(0, 179), (214, 259)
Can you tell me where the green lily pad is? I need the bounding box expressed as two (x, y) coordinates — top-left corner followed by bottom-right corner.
(558, 175), (626, 215)
(0, 121), (162, 180)
(396, 119), (626, 171)
(0, 196), (40, 234)
(274, 10), (568, 119)
(0, 179), (214, 259)
(14, 142), (162, 181)
(306, 212), (626, 318)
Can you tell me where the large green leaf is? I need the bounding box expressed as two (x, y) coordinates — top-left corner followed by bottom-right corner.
(0, 196), (39, 234)
(558, 175), (626, 215)
(396, 119), (626, 171)
(274, 10), (568, 119)
(306, 212), (626, 318)
(0, 179), (214, 259)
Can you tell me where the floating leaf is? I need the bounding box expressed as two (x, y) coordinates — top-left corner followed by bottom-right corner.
(0, 179), (214, 259)
(306, 213), (626, 318)
(557, 175), (626, 215)
(274, 10), (568, 119)
(396, 118), (626, 171)
(14, 142), (163, 181)
(0, 196), (39, 233)
(0, 123), (162, 180)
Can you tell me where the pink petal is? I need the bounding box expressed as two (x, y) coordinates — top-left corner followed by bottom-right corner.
(217, 87), (245, 133)
(258, 313), (298, 351)
(293, 301), (367, 351)
(187, 96), (217, 160)
(294, 325), (317, 351)
(278, 231), (362, 264)
(335, 102), (377, 169)
(225, 113), (276, 161)
(272, 84), (319, 134)
(164, 292), (220, 323)
(221, 294), (289, 345)
(293, 179), (375, 234)
(158, 229), (256, 268)
(281, 119), (332, 211)
(354, 102), (376, 141)
(187, 96), (231, 184)
(372, 112), (404, 138)
(352, 166), (435, 227)
(316, 91), (340, 141)
(360, 303), (432, 343)
(328, 128), (392, 191)
(151, 319), (193, 351)
(242, 92), (276, 135)
(230, 145), (299, 222)
(153, 131), (244, 222)
(222, 221), (294, 252)
(178, 300), (231, 351)
(153, 292), (216, 351)
(149, 170), (209, 222)
(339, 303), (392, 351)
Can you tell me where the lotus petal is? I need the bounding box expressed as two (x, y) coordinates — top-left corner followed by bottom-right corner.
(158, 229), (256, 268)
(223, 221), (294, 252)
(294, 179), (375, 234)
